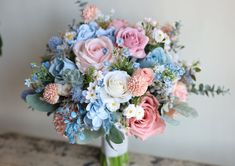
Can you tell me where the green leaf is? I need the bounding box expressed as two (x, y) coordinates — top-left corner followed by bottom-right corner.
(105, 135), (115, 150)
(107, 125), (125, 144)
(173, 101), (198, 118)
(26, 94), (58, 112)
(194, 67), (201, 72)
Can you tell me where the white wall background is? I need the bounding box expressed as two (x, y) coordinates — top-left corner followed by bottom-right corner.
(0, 0), (234, 165)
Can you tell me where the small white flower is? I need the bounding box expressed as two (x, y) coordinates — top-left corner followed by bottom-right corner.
(93, 70), (104, 81)
(135, 106), (145, 120)
(85, 90), (97, 102)
(153, 65), (165, 73)
(153, 28), (165, 43)
(144, 17), (152, 22)
(87, 82), (96, 92)
(150, 20), (158, 26)
(106, 101), (120, 112)
(124, 104), (137, 119)
(64, 31), (76, 43)
(123, 104), (145, 120)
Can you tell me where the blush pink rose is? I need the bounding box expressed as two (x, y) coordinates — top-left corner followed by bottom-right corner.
(73, 36), (113, 73)
(128, 93), (166, 140)
(116, 27), (149, 59)
(109, 19), (128, 31)
(173, 81), (188, 102)
(133, 68), (154, 85)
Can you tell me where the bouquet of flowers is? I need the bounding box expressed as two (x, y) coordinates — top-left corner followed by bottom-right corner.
(21, 3), (229, 166)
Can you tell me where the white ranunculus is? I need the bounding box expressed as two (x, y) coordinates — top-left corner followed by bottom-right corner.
(101, 71), (132, 103)
(152, 28), (165, 43)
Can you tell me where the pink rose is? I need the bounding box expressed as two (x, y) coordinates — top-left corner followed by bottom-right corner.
(133, 68), (154, 85)
(109, 19), (128, 31)
(116, 27), (149, 59)
(173, 81), (188, 102)
(128, 93), (166, 140)
(73, 36), (113, 73)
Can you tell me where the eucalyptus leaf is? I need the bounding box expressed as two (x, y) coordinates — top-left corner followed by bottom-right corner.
(173, 102), (198, 118)
(108, 125), (124, 144)
(26, 94), (58, 112)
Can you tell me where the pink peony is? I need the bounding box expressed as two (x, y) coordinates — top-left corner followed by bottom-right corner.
(81, 4), (99, 23)
(116, 27), (149, 58)
(73, 36), (113, 73)
(43, 83), (59, 104)
(128, 93), (166, 140)
(109, 19), (128, 31)
(133, 68), (154, 86)
(173, 81), (188, 102)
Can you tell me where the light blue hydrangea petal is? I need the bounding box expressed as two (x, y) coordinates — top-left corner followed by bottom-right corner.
(92, 116), (102, 129)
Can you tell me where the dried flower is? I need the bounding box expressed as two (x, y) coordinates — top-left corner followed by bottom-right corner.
(81, 4), (99, 23)
(53, 112), (66, 135)
(128, 75), (148, 97)
(43, 83), (59, 104)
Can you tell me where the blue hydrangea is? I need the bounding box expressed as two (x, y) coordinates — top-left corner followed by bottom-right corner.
(96, 27), (115, 42)
(49, 57), (76, 80)
(139, 47), (172, 68)
(84, 99), (112, 132)
(56, 104), (86, 144)
(48, 36), (63, 51)
(76, 22), (98, 41)
(133, 62), (140, 69)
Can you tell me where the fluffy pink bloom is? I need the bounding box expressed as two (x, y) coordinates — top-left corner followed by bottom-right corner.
(161, 23), (173, 35)
(128, 75), (148, 97)
(128, 93), (166, 140)
(109, 19), (128, 31)
(43, 83), (59, 104)
(173, 81), (188, 102)
(133, 68), (154, 86)
(116, 27), (149, 58)
(53, 113), (66, 135)
(81, 4), (99, 23)
(73, 36), (113, 73)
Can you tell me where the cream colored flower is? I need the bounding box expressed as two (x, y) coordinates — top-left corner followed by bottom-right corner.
(101, 71), (132, 103)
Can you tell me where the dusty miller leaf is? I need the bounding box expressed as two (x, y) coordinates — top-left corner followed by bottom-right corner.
(173, 101), (198, 118)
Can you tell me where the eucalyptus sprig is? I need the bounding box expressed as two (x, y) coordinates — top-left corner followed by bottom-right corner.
(189, 83), (230, 96)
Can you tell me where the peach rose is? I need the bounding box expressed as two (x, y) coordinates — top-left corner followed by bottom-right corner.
(128, 93), (166, 140)
(73, 36), (113, 73)
(116, 27), (149, 58)
(173, 81), (188, 102)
